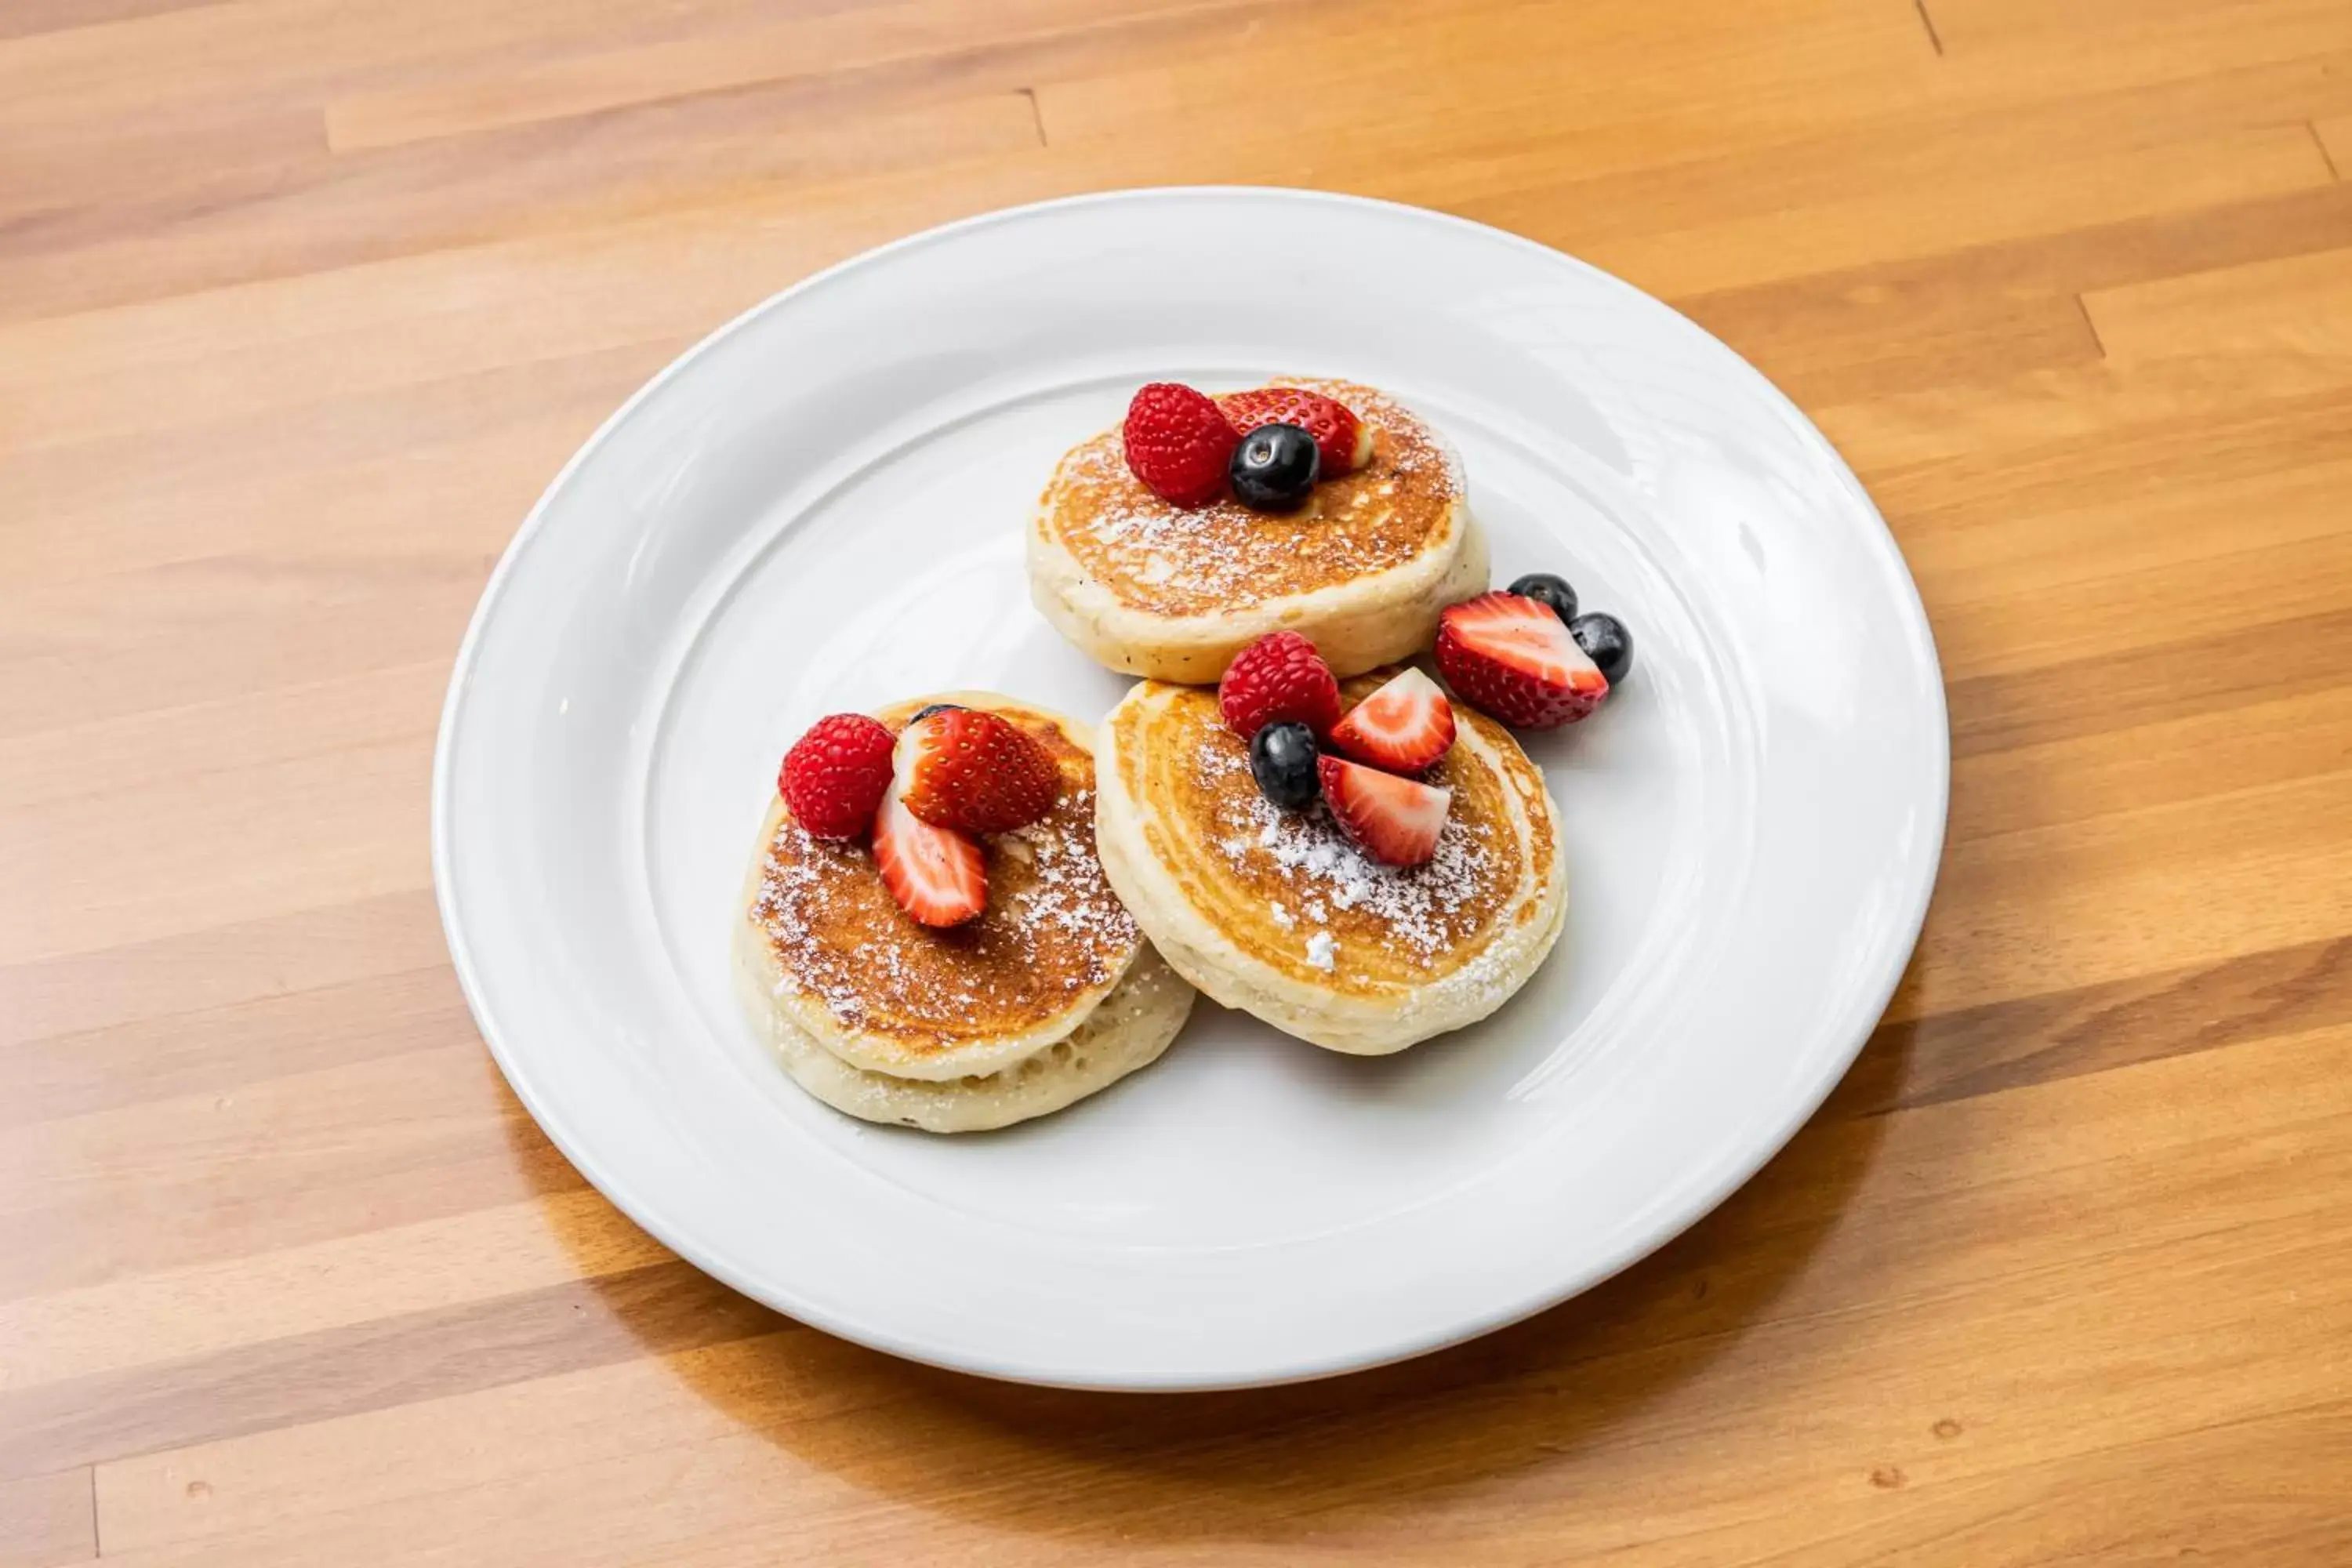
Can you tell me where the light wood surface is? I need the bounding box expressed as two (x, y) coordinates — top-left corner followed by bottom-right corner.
(5, 0), (2351, 1562)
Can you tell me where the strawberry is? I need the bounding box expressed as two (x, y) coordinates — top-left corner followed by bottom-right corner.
(1318, 755), (1451, 867)
(779, 712), (898, 838)
(895, 706), (1062, 835)
(1330, 667), (1456, 773)
(872, 785), (987, 927)
(1218, 630), (1343, 740)
(1218, 387), (1373, 476)
(1435, 591), (1609, 728)
(1122, 383), (1239, 506)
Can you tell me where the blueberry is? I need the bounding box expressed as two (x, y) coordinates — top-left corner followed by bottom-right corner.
(1249, 721), (1320, 811)
(1570, 612), (1633, 686)
(1228, 423), (1319, 511)
(909, 702), (963, 723)
(1507, 572), (1577, 623)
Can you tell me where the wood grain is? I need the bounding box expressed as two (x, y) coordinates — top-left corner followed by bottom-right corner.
(4, 0), (2350, 1562)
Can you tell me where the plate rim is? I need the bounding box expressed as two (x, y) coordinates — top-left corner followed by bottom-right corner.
(431, 185), (1950, 1390)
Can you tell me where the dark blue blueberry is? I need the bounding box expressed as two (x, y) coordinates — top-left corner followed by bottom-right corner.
(1507, 572), (1577, 623)
(1570, 612), (1633, 686)
(1228, 423), (1319, 512)
(1249, 720), (1321, 811)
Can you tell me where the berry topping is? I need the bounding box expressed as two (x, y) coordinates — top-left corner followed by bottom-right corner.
(1570, 612), (1635, 687)
(1122, 382), (1239, 506)
(1218, 387), (1371, 476)
(779, 713), (898, 839)
(872, 785), (987, 927)
(1249, 720), (1321, 811)
(1218, 630), (1343, 740)
(1317, 755), (1452, 868)
(1329, 667), (1456, 774)
(894, 706), (1062, 835)
(1506, 572), (1578, 625)
(1227, 423), (1320, 512)
(1435, 590), (1609, 728)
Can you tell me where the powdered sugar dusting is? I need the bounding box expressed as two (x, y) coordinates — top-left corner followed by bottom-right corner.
(750, 745), (1138, 1044)
(1045, 379), (1464, 615)
(1190, 735), (1498, 970)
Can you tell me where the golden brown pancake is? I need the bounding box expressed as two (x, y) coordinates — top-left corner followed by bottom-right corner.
(1094, 672), (1567, 1053)
(1028, 379), (1489, 681)
(743, 695), (1145, 1081)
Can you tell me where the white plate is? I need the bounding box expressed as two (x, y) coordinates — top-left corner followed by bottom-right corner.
(434, 188), (1947, 1390)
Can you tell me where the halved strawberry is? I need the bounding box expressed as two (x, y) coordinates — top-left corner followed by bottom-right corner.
(895, 706), (1062, 835)
(872, 784), (986, 927)
(1435, 591), (1609, 728)
(1218, 387), (1374, 476)
(1317, 755), (1451, 867)
(1330, 667), (1456, 773)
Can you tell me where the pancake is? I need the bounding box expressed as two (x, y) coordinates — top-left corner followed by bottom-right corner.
(734, 935), (1193, 1134)
(740, 693), (1152, 1082)
(1028, 379), (1490, 683)
(1094, 671), (1566, 1054)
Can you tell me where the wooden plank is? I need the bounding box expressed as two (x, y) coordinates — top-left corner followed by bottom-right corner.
(1947, 684), (2352, 843)
(0, 1188), (667, 1391)
(0, 964), (474, 1128)
(2084, 242), (2352, 361)
(1892, 767), (2352, 1020)
(0, 889), (447, 1051)
(322, 0), (1284, 151)
(2, 1261), (776, 1485)
(0, 1045), (557, 1302)
(0, 736), (434, 964)
(0, 1470), (92, 1568)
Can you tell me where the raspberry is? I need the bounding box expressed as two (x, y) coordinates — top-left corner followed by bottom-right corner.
(779, 713), (897, 838)
(1122, 383), (1239, 506)
(1218, 630), (1342, 740)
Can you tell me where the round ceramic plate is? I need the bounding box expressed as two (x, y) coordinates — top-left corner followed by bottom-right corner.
(434, 188), (1947, 1391)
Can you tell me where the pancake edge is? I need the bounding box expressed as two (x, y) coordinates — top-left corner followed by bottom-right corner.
(733, 920), (1196, 1133)
(1027, 485), (1490, 685)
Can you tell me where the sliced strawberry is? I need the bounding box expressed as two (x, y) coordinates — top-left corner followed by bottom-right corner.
(872, 784), (986, 927)
(1218, 387), (1372, 476)
(895, 707), (1062, 835)
(1330, 667), (1456, 774)
(1317, 755), (1451, 867)
(1435, 591), (1609, 728)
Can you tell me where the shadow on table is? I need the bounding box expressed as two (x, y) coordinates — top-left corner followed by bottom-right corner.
(518, 996), (1919, 1548)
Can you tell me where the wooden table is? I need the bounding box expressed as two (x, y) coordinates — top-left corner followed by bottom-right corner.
(6, 1), (2352, 1562)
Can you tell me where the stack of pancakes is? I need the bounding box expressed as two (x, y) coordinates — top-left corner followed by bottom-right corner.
(739, 380), (1566, 1130)
(735, 695), (1193, 1132)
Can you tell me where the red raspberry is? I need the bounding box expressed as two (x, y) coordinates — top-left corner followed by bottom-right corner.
(1218, 387), (1370, 477)
(1218, 630), (1342, 740)
(1122, 383), (1239, 506)
(779, 713), (897, 838)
